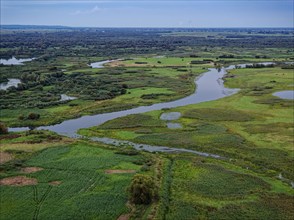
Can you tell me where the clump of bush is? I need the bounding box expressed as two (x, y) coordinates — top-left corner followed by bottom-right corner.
(129, 174), (158, 205)
(115, 148), (140, 156)
(135, 61), (148, 64)
(0, 122), (8, 134)
(18, 113), (40, 121)
(28, 112), (40, 120)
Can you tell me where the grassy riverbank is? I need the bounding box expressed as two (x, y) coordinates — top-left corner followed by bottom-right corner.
(80, 67), (293, 177)
(78, 66), (294, 218)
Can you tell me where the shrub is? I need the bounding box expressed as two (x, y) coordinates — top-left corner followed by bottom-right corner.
(28, 112), (40, 120)
(18, 114), (24, 120)
(129, 174), (157, 205)
(0, 122), (8, 134)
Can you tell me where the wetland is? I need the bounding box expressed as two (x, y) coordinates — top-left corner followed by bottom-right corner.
(1, 27), (293, 220)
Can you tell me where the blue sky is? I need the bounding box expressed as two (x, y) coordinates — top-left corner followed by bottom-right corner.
(1, 0), (293, 27)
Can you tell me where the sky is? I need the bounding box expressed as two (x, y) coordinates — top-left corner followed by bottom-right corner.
(1, 0), (293, 28)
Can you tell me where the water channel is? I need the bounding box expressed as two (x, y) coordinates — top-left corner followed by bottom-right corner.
(7, 60), (293, 186)
(8, 60), (240, 158)
(10, 62), (239, 136)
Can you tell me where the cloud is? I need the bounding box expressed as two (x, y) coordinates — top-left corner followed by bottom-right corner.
(71, 5), (102, 15)
(91, 6), (101, 13)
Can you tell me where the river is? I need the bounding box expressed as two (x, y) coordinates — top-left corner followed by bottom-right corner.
(8, 61), (240, 158)
(9, 63), (239, 135)
(7, 60), (294, 186)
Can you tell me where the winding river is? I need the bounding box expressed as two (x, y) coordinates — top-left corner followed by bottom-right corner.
(7, 60), (294, 186)
(10, 63), (238, 136)
(8, 61), (239, 158)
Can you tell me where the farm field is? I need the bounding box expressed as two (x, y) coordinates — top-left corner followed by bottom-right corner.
(0, 131), (155, 219)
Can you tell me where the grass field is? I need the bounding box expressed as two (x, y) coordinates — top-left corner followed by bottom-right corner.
(164, 155), (294, 220)
(0, 131), (158, 220)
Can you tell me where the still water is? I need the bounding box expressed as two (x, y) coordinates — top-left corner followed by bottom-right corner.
(0, 57), (34, 65)
(273, 90), (294, 100)
(0, 79), (21, 90)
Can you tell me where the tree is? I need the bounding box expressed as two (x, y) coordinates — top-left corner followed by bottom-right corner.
(128, 174), (157, 205)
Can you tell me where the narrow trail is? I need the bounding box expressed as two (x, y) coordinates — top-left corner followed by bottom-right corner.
(33, 186), (53, 220)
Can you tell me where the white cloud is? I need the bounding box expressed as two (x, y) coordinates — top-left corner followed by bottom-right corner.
(90, 6), (101, 13)
(71, 5), (102, 15)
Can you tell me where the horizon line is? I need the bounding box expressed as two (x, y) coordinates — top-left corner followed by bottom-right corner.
(1, 24), (294, 29)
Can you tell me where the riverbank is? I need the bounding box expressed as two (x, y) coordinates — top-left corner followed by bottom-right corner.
(81, 66), (294, 183)
(8, 64), (238, 133)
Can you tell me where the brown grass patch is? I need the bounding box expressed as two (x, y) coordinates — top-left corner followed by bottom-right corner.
(105, 170), (136, 174)
(0, 152), (14, 164)
(49, 181), (62, 186)
(0, 176), (38, 186)
(1, 138), (75, 152)
(106, 61), (152, 68)
(21, 167), (43, 174)
(117, 214), (130, 220)
(0, 134), (21, 140)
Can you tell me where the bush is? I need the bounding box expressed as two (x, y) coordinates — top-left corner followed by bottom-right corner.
(0, 122), (8, 134)
(18, 114), (24, 120)
(129, 174), (157, 205)
(28, 112), (40, 120)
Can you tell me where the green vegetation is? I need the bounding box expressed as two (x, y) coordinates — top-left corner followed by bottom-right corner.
(0, 122), (8, 134)
(80, 66), (294, 219)
(0, 131), (158, 219)
(84, 66), (293, 178)
(1, 27), (293, 219)
(164, 156), (294, 220)
(129, 174), (158, 205)
(0, 57), (206, 127)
